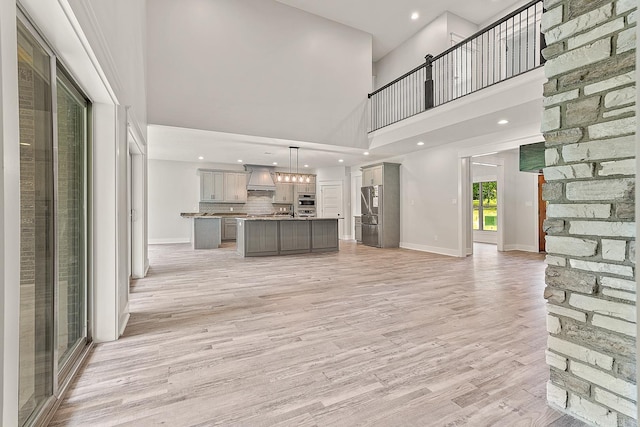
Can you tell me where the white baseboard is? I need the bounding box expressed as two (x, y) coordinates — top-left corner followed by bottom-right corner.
(149, 238), (190, 245)
(503, 244), (538, 253)
(119, 302), (130, 337)
(400, 242), (460, 257)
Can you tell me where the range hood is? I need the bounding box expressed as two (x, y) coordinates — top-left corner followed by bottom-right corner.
(244, 165), (277, 191)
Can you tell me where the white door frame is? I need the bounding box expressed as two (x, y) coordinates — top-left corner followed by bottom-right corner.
(127, 124), (146, 279)
(458, 157), (471, 257)
(458, 156), (506, 256)
(350, 171), (362, 241)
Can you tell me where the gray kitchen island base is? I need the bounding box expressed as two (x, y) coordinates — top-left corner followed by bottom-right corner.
(237, 218), (339, 257)
(192, 217), (222, 249)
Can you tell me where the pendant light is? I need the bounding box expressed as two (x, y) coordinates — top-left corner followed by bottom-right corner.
(276, 146), (311, 184)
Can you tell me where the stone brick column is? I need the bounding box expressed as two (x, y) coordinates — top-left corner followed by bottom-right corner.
(541, 0), (637, 425)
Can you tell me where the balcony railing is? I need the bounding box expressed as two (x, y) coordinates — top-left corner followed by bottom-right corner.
(368, 0), (545, 132)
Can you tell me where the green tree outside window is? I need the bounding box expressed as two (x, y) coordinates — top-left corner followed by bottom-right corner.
(473, 181), (497, 231)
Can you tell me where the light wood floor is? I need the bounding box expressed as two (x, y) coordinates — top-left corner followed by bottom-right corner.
(50, 242), (585, 426)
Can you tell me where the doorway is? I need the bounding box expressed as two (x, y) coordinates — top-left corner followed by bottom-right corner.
(465, 155), (505, 253)
(319, 181), (344, 238)
(128, 125), (146, 279)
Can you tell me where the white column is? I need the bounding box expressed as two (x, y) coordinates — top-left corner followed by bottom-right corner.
(92, 102), (121, 342)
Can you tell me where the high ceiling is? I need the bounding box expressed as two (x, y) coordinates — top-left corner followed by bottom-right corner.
(148, 125), (391, 168)
(275, 0), (526, 61)
(147, 0), (538, 166)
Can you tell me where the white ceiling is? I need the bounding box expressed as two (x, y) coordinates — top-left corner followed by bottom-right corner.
(275, 0), (525, 61)
(147, 0), (539, 168)
(147, 125), (393, 168)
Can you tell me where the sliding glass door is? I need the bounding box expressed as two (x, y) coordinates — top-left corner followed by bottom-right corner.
(56, 69), (88, 377)
(17, 16), (90, 427)
(17, 18), (55, 425)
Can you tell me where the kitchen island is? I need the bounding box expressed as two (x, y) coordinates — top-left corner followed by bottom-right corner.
(236, 217), (339, 257)
(180, 213), (222, 249)
(181, 212), (251, 249)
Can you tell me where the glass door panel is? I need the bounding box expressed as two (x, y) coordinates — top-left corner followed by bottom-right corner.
(56, 70), (88, 373)
(472, 182), (480, 230)
(17, 17), (90, 426)
(482, 181), (498, 231)
(472, 181), (498, 232)
(17, 19), (55, 426)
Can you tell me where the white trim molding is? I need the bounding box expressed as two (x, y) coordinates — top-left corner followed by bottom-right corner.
(400, 242), (460, 258)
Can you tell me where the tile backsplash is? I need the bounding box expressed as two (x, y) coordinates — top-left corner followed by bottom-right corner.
(199, 191), (291, 215)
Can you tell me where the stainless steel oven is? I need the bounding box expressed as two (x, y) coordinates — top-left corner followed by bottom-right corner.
(298, 193), (316, 207)
(297, 208), (316, 218)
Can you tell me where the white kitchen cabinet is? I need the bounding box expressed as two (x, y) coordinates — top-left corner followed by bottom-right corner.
(199, 170), (248, 203)
(362, 165), (383, 186)
(274, 182), (294, 203)
(224, 173), (247, 202)
(200, 171), (225, 202)
(296, 175), (316, 194)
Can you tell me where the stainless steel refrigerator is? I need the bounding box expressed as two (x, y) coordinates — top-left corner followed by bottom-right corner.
(361, 185), (383, 247)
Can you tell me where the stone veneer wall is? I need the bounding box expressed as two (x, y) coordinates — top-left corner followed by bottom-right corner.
(541, 0), (637, 425)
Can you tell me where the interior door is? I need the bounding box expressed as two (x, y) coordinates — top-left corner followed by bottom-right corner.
(320, 184), (343, 237)
(321, 185), (342, 217)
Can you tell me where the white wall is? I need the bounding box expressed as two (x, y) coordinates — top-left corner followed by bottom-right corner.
(501, 150), (539, 252)
(68, 0), (147, 144)
(397, 146), (462, 256)
(374, 12), (478, 89)
(374, 13), (448, 89)
(149, 160), (202, 244)
(448, 12), (481, 42)
(146, 0), (372, 146)
(479, 0), (533, 28)
(375, 144), (539, 257)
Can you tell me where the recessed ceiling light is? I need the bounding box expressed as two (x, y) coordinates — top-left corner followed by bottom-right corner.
(417, 141), (425, 146)
(364, 152), (370, 156)
(411, 12), (419, 20)
(498, 119), (509, 125)
(237, 159), (243, 163)
(339, 159), (344, 163)
(198, 156), (204, 160)
(304, 164), (309, 168)
(272, 162), (278, 165)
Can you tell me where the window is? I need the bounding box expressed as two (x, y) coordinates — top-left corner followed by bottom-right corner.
(17, 16), (90, 427)
(473, 181), (497, 231)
